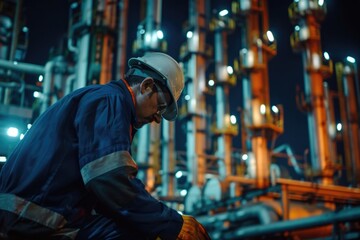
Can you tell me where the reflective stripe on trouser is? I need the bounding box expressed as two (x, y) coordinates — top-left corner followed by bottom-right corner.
(0, 193), (78, 239)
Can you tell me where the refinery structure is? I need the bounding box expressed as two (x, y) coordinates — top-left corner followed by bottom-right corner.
(1, 0), (360, 239)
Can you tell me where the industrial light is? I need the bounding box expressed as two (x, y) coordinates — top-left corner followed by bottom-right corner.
(208, 79), (215, 87)
(7, 127), (19, 137)
(272, 105), (279, 113)
(70, 2), (78, 9)
(145, 33), (151, 43)
(323, 51), (330, 60)
(266, 30), (274, 42)
(156, 30), (164, 39)
(186, 31), (193, 39)
(226, 66), (233, 75)
(0, 156), (6, 162)
(346, 56), (356, 63)
(219, 9), (228, 17)
(242, 154), (248, 161)
(318, 0), (324, 6)
(22, 26), (28, 32)
(38, 75), (43, 82)
(27, 124), (32, 129)
(295, 25), (300, 31)
(175, 171), (183, 178)
(336, 123), (342, 131)
(139, 29), (145, 35)
(218, 21), (225, 28)
(240, 48), (255, 67)
(260, 104), (266, 114)
(230, 115), (237, 124)
(20, 134), (25, 140)
(33, 91), (41, 98)
(180, 189), (187, 196)
(312, 53), (321, 69)
(184, 94), (191, 101)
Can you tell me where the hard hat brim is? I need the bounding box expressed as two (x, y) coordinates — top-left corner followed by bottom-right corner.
(128, 57), (178, 121)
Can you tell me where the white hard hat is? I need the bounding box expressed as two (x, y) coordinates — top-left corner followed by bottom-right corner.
(128, 52), (185, 121)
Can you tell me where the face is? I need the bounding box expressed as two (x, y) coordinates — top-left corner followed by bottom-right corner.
(134, 77), (171, 129)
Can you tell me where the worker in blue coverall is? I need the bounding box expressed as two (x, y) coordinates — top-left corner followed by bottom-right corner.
(0, 52), (211, 240)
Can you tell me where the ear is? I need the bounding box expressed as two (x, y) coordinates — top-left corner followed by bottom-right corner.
(140, 77), (155, 94)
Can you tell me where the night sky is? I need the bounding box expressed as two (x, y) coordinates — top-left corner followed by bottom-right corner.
(21, 0), (360, 156)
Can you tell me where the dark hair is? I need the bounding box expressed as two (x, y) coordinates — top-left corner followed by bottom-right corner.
(124, 68), (170, 100)
(124, 68), (146, 86)
(124, 67), (173, 106)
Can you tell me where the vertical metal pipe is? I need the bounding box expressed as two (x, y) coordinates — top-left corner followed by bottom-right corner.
(65, 74), (76, 96)
(308, 68), (332, 184)
(0, 15), (12, 60)
(161, 121), (176, 197)
(41, 61), (55, 114)
(3, 0), (21, 105)
(145, 0), (154, 38)
(136, 125), (150, 184)
(323, 82), (337, 168)
(302, 51), (318, 170)
(252, 136), (270, 188)
(155, 0), (162, 29)
(161, 121), (170, 197)
(342, 64), (360, 186)
(75, 0), (92, 89)
(214, 29), (232, 179)
(99, 0), (117, 85)
(147, 123), (161, 191)
(289, 1), (333, 185)
(335, 63), (352, 183)
(185, 0), (208, 187)
(145, 0), (162, 49)
(239, 0), (276, 188)
(281, 185), (289, 220)
(116, 0), (129, 80)
(9, 0), (21, 61)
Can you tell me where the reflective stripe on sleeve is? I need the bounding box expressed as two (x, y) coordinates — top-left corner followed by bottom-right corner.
(81, 151), (138, 185)
(0, 193), (67, 230)
(51, 228), (79, 239)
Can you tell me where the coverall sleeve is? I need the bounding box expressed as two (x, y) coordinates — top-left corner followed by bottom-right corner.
(86, 153), (183, 240)
(75, 93), (183, 239)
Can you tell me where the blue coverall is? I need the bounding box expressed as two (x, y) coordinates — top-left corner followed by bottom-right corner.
(0, 79), (183, 239)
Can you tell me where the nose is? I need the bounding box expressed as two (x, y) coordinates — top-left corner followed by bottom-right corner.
(153, 112), (162, 124)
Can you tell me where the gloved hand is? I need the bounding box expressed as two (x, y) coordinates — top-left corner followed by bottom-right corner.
(176, 215), (211, 240)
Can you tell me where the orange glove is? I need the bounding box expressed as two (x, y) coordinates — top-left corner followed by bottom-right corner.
(176, 215), (211, 240)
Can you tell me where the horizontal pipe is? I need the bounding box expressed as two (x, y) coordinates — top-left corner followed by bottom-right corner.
(277, 178), (360, 200)
(0, 59), (44, 75)
(0, 81), (41, 91)
(225, 175), (256, 185)
(223, 206), (360, 239)
(197, 203), (278, 226)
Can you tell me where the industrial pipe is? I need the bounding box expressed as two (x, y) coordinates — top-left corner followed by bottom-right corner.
(40, 61), (55, 114)
(65, 73), (76, 96)
(223, 206), (360, 239)
(0, 59), (44, 75)
(197, 203), (279, 227)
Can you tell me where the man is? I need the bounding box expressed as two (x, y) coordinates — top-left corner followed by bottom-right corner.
(0, 52), (210, 240)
